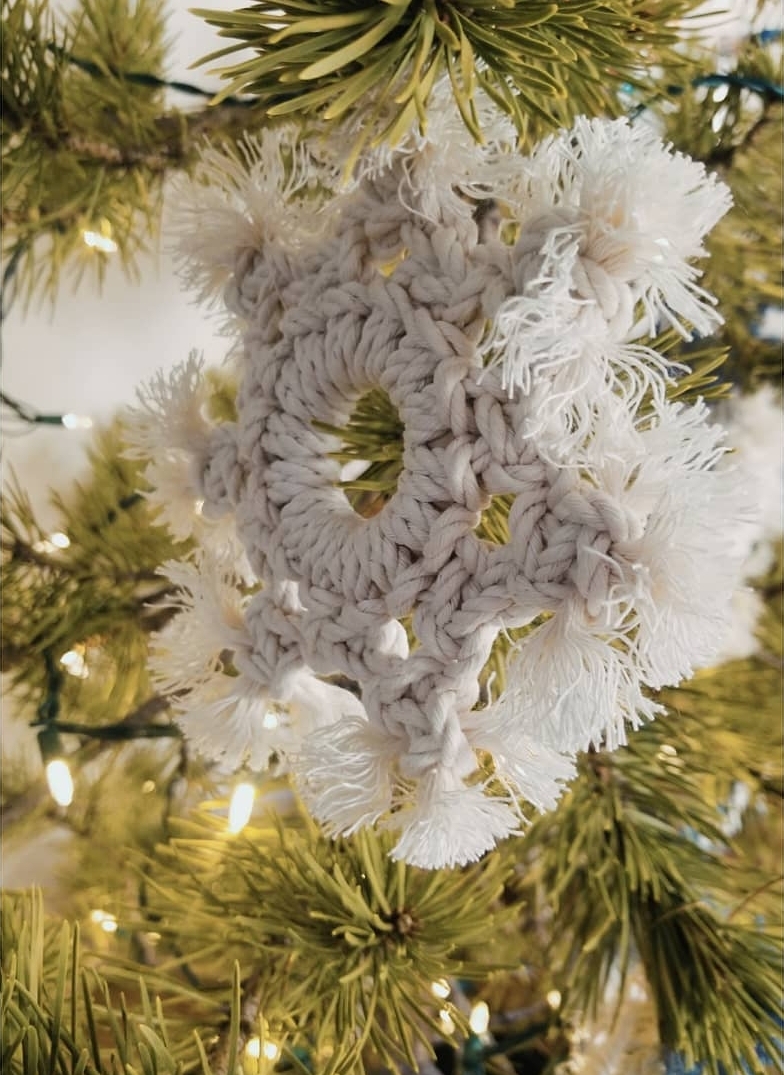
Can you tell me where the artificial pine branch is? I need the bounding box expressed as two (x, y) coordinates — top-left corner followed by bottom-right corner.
(193, 0), (700, 149)
(1, 0), (258, 307)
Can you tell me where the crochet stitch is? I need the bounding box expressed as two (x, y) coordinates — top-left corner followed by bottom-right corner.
(128, 114), (746, 869)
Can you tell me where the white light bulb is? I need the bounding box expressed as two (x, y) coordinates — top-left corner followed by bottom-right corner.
(430, 978), (450, 999)
(228, 783), (255, 834)
(546, 989), (562, 1009)
(60, 649), (88, 678)
(261, 711), (279, 730)
(245, 1037), (261, 1059)
(100, 915), (118, 933)
(469, 1000), (490, 1034)
(46, 759), (74, 807)
(50, 531), (71, 548)
(83, 230), (118, 253)
(61, 413), (93, 430)
(262, 1042), (280, 1061)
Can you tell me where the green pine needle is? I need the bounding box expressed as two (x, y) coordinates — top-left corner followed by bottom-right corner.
(138, 804), (518, 1073)
(193, 0), (699, 148)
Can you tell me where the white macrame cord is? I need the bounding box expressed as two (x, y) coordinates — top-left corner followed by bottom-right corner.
(127, 112), (745, 869)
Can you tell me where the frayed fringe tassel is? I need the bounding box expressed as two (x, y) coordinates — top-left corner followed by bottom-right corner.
(294, 716), (400, 836)
(465, 716), (576, 814)
(168, 126), (339, 304)
(488, 602), (662, 755)
(485, 115), (731, 401)
(387, 768), (519, 869)
(173, 676), (280, 772)
(124, 351), (209, 459)
(148, 551), (250, 698)
(138, 453), (204, 543)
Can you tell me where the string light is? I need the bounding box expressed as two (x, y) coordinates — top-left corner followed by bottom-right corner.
(60, 648), (89, 679)
(547, 989), (562, 1009)
(45, 759), (74, 807)
(469, 1000), (490, 1034)
(89, 909), (118, 933)
(262, 711), (279, 730)
(430, 978), (451, 999)
(33, 531), (71, 554)
(228, 782), (255, 833)
(141, 779), (156, 794)
(61, 413), (94, 430)
(83, 220), (118, 254)
(244, 1036), (280, 1062)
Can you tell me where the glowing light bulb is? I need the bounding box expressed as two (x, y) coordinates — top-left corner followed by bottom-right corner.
(228, 783), (255, 834)
(546, 989), (562, 1009)
(245, 1037), (261, 1059)
(262, 711), (279, 730)
(62, 413), (93, 430)
(430, 978), (450, 1000)
(89, 909), (119, 932)
(46, 759), (74, 806)
(141, 780), (156, 794)
(60, 649), (88, 678)
(469, 1000), (489, 1034)
(262, 1042), (280, 1061)
(83, 230), (118, 254)
(51, 531), (71, 548)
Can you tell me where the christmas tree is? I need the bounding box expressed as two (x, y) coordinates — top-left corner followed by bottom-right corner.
(2, 2), (783, 1074)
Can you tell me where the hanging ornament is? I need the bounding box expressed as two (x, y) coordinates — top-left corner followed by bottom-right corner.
(126, 106), (747, 869)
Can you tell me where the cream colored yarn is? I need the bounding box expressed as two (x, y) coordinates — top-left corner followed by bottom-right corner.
(130, 113), (747, 868)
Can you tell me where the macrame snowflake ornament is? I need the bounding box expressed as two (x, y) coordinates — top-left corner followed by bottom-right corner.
(129, 114), (746, 869)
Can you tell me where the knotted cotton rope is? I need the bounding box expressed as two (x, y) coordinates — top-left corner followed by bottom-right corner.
(127, 112), (746, 868)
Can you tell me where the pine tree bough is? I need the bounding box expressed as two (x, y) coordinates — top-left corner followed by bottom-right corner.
(126, 106), (748, 870)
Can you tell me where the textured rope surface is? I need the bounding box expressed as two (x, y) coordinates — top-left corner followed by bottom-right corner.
(128, 112), (746, 868)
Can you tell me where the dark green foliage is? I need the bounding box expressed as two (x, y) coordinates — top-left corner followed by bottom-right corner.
(194, 0), (698, 149)
(138, 804), (517, 1073)
(1, 424), (183, 719)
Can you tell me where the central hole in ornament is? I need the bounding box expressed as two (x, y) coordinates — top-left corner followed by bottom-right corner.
(476, 494), (512, 545)
(314, 388), (404, 519)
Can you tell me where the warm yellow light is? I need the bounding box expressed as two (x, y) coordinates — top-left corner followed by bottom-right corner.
(244, 1036), (279, 1063)
(46, 759), (74, 806)
(90, 908), (119, 932)
(50, 531), (71, 548)
(83, 230), (118, 253)
(142, 780), (156, 794)
(430, 978), (450, 999)
(60, 649), (88, 678)
(62, 413), (94, 431)
(546, 989), (562, 1009)
(438, 1008), (455, 1035)
(228, 782), (255, 834)
(469, 1000), (489, 1034)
